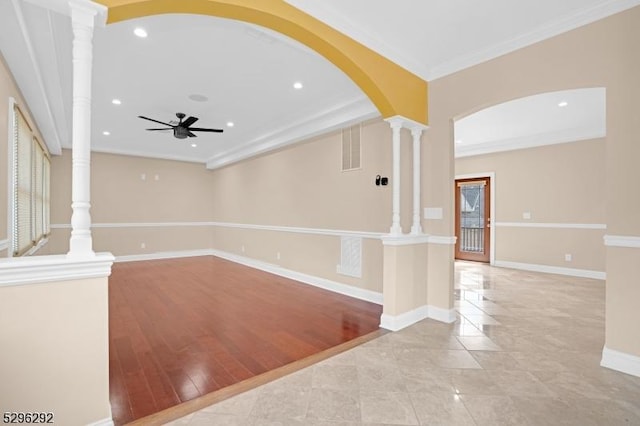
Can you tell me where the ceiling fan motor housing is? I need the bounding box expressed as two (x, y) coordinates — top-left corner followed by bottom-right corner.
(174, 126), (189, 139)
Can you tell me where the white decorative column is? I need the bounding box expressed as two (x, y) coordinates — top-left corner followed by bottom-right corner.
(68, 1), (98, 258)
(410, 128), (423, 234)
(389, 119), (403, 235)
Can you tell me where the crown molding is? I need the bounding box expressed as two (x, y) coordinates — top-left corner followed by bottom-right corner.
(284, 1), (430, 80)
(6, 0), (63, 155)
(455, 126), (605, 158)
(429, 0), (640, 79)
(206, 96), (378, 170)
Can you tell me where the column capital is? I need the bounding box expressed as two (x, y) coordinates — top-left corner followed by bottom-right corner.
(385, 115), (429, 131)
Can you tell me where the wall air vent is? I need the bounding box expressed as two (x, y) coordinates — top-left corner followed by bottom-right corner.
(337, 236), (362, 278)
(341, 124), (361, 171)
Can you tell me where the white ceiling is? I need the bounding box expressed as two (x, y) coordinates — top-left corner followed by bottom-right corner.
(0, 0), (636, 168)
(455, 88), (606, 157)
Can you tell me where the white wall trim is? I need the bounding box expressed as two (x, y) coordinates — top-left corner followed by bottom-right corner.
(427, 235), (457, 245)
(86, 416), (114, 426)
(0, 239), (8, 251)
(380, 305), (429, 331)
(0, 252), (115, 287)
(206, 96), (379, 170)
(455, 127), (605, 158)
(455, 172), (495, 264)
(604, 235), (640, 248)
(115, 248), (383, 304)
(428, 305), (457, 323)
(51, 221), (385, 240)
(496, 222), (606, 229)
(382, 234), (430, 246)
(9, 0), (62, 155)
(115, 249), (213, 263)
(210, 249), (383, 304)
(211, 222), (384, 240)
(429, 0), (640, 80)
(601, 346), (640, 378)
(494, 260), (605, 280)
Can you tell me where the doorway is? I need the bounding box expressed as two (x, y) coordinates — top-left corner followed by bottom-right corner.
(455, 177), (490, 262)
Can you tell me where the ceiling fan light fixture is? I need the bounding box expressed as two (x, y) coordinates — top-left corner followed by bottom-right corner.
(102, 131), (110, 136)
(558, 101), (568, 107)
(227, 121), (234, 127)
(293, 81), (303, 90)
(191, 143), (197, 148)
(111, 99), (121, 105)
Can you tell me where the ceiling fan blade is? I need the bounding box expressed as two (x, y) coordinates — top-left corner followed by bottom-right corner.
(138, 115), (174, 127)
(189, 127), (224, 133)
(187, 131), (197, 138)
(182, 116), (199, 128)
(146, 128), (173, 131)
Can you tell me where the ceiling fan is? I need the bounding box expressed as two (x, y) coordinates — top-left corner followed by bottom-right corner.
(138, 112), (223, 139)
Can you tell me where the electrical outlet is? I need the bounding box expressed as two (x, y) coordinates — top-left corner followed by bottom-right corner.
(141, 242), (146, 249)
(154, 174), (160, 181)
(276, 251), (281, 260)
(140, 173), (146, 181)
(565, 254), (572, 262)
(522, 212), (531, 220)
(241, 245), (245, 253)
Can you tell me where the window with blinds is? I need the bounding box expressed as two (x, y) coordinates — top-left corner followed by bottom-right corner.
(12, 105), (51, 256)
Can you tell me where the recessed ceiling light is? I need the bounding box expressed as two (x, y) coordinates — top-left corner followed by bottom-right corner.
(226, 121), (234, 127)
(191, 143), (197, 148)
(102, 131), (110, 136)
(134, 28), (148, 38)
(188, 94), (208, 102)
(558, 101), (568, 107)
(293, 81), (303, 90)
(111, 99), (121, 105)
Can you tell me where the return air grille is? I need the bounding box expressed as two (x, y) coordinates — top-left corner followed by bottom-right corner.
(341, 124), (361, 171)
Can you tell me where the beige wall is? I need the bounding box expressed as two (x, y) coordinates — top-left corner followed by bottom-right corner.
(210, 119), (398, 231)
(426, 6), (640, 356)
(456, 139), (606, 271)
(44, 150), (216, 256)
(0, 277), (111, 426)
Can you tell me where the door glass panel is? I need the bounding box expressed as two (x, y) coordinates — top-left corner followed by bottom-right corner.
(459, 182), (485, 254)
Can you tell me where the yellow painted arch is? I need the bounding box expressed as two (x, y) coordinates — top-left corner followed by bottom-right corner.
(94, 0), (428, 125)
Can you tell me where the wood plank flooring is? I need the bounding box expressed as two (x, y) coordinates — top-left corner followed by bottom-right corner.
(109, 256), (382, 425)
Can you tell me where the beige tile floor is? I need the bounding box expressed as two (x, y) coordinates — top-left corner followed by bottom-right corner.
(166, 262), (640, 425)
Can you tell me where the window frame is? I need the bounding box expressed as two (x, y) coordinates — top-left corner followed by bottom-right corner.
(8, 98), (51, 257)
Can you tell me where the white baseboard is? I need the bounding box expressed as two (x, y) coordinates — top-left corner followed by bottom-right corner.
(427, 305), (457, 323)
(601, 346), (640, 378)
(114, 249), (212, 263)
(380, 305), (429, 331)
(494, 260), (605, 280)
(210, 249), (383, 305)
(116, 248), (383, 305)
(87, 416), (114, 426)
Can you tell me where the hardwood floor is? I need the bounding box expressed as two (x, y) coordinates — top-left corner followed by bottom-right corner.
(108, 256), (382, 425)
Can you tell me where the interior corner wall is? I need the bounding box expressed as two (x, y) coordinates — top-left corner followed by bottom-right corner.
(208, 118), (402, 295)
(42, 150), (216, 256)
(455, 138), (606, 273)
(0, 52), (47, 258)
(425, 6), (640, 361)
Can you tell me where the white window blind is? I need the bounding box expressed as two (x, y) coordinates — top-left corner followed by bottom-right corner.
(12, 104), (51, 256)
